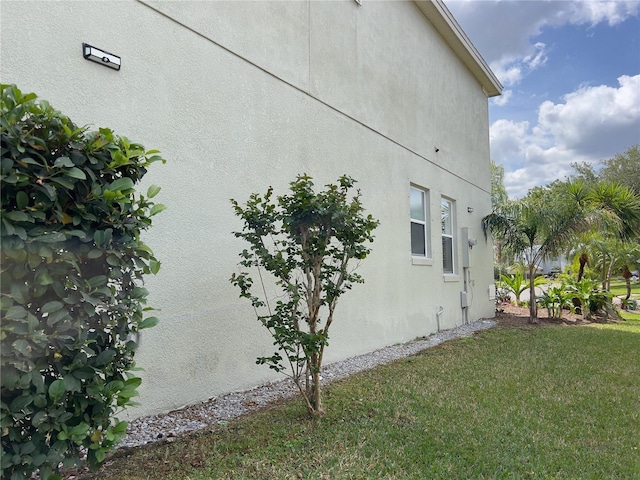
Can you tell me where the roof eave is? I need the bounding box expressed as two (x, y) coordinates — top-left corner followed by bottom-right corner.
(414, 0), (503, 98)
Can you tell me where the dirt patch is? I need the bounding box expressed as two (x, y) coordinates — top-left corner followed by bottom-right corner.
(493, 303), (617, 327)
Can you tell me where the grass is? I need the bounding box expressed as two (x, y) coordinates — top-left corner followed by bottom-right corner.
(609, 278), (639, 298)
(88, 321), (640, 480)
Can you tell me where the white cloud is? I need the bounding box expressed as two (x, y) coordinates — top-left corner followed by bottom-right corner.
(447, 0), (639, 86)
(491, 42), (549, 87)
(492, 89), (513, 107)
(568, 1), (640, 26)
(446, 1), (640, 198)
(537, 74), (640, 155)
(490, 75), (640, 198)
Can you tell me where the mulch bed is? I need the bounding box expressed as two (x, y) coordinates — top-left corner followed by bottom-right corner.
(493, 303), (619, 327)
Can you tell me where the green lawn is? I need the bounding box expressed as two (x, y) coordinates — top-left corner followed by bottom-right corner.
(609, 278), (640, 298)
(90, 320), (640, 480)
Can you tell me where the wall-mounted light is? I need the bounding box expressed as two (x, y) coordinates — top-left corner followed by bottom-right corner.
(467, 207), (474, 213)
(83, 43), (121, 71)
(435, 146), (440, 153)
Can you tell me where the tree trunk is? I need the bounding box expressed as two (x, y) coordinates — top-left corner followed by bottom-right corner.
(306, 353), (324, 417)
(574, 252), (589, 313)
(622, 266), (632, 302)
(577, 253), (588, 281)
(528, 264), (538, 324)
(605, 258), (615, 291)
(600, 253), (608, 291)
(311, 370), (323, 417)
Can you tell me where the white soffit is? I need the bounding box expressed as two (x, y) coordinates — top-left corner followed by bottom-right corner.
(414, 0), (503, 97)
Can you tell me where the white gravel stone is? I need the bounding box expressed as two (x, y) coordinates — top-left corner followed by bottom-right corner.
(119, 319), (496, 449)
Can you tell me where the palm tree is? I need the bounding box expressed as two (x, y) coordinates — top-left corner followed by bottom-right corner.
(482, 182), (587, 323)
(568, 182), (640, 289)
(610, 242), (640, 303)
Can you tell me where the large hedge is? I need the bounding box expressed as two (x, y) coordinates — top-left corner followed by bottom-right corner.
(0, 84), (165, 479)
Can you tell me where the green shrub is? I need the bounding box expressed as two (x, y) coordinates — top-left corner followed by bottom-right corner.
(564, 277), (618, 320)
(1, 84), (165, 479)
(500, 271), (545, 306)
(537, 285), (573, 319)
(230, 175), (378, 417)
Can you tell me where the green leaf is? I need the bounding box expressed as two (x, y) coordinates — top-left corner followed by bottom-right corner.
(10, 282), (28, 304)
(112, 420), (128, 434)
(150, 203), (167, 216)
(48, 379), (66, 402)
(87, 275), (107, 288)
(63, 229), (87, 239)
(94, 349), (116, 366)
(4, 211), (33, 222)
(49, 176), (74, 189)
(94, 448), (106, 463)
(71, 366), (95, 380)
(146, 184), (161, 198)
(16, 191), (29, 209)
(10, 394), (33, 411)
(66, 167), (86, 180)
(105, 254), (120, 266)
(46, 308), (70, 326)
(53, 156), (74, 168)
(32, 232), (66, 243)
(41, 301), (63, 314)
(124, 377), (142, 389)
(36, 269), (54, 286)
(108, 177), (134, 192)
(149, 259), (161, 275)
(12, 339), (31, 356)
(5, 305), (27, 319)
(31, 453), (47, 467)
(70, 422), (89, 438)
(138, 316), (159, 329)
(63, 374), (82, 393)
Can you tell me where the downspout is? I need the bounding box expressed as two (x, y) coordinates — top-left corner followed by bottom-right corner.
(436, 306), (444, 332)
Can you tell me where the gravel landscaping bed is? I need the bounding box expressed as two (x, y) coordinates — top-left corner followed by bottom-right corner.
(120, 319), (496, 449)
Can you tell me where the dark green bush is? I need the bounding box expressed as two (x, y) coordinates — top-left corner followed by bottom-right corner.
(1, 84), (165, 479)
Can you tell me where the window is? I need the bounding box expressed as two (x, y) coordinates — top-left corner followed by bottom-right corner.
(410, 187), (429, 257)
(441, 197), (455, 274)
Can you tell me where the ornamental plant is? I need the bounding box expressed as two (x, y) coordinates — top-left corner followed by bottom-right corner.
(1, 84), (165, 479)
(500, 269), (545, 307)
(230, 175), (378, 417)
(537, 285), (573, 319)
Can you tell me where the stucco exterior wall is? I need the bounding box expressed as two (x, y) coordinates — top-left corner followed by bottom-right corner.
(1, 0), (497, 418)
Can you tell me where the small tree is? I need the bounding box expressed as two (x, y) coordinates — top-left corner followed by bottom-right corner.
(482, 181), (587, 323)
(1, 85), (165, 479)
(230, 175), (378, 417)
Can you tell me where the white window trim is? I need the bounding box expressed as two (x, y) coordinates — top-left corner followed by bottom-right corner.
(441, 196), (456, 275)
(410, 186), (431, 262)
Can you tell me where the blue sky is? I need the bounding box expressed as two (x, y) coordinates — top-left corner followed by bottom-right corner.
(445, 0), (640, 198)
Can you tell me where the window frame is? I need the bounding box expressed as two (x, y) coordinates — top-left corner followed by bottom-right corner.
(441, 196), (456, 275)
(410, 186), (430, 260)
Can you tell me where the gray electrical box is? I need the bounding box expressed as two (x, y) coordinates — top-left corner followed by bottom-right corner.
(461, 227), (471, 268)
(460, 291), (469, 308)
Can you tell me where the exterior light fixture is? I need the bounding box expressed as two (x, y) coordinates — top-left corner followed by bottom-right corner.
(467, 207), (474, 213)
(83, 43), (121, 71)
(435, 147), (440, 153)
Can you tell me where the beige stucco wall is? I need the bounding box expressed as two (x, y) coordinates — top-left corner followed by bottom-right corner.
(1, 0), (496, 418)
